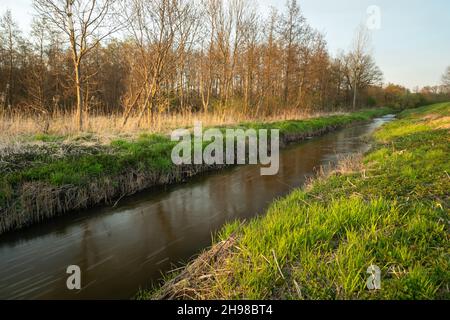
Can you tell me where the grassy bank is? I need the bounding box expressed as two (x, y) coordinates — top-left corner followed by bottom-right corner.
(149, 103), (449, 300)
(0, 108), (392, 234)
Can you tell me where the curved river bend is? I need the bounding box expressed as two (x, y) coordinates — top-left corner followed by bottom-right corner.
(0, 115), (394, 299)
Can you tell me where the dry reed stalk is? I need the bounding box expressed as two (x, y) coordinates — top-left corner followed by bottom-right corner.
(0, 163), (230, 234)
(154, 235), (238, 300)
(0, 109), (344, 144)
(304, 153), (365, 191)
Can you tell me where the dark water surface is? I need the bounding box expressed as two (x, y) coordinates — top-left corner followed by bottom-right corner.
(0, 115), (395, 299)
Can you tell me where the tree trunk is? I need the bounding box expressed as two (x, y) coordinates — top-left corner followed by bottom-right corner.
(353, 79), (357, 111)
(200, 75), (211, 113)
(75, 63), (84, 131)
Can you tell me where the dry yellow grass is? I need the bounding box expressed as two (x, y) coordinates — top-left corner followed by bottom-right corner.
(0, 109), (343, 144)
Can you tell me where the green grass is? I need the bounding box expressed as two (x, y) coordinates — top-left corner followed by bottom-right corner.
(227, 108), (392, 135)
(32, 133), (66, 143)
(149, 103), (449, 300)
(1, 134), (177, 190)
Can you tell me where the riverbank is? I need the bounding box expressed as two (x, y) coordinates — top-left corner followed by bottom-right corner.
(148, 102), (449, 300)
(0, 108), (392, 235)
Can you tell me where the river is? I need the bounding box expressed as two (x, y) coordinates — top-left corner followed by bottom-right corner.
(0, 115), (395, 299)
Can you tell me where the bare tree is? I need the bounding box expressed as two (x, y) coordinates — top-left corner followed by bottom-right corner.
(442, 66), (450, 88)
(121, 0), (199, 127)
(0, 10), (23, 111)
(198, 0), (217, 113)
(346, 25), (382, 109)
(33, 0), (121, 130)
(261, 8), (280, 113)
(22, 17), (54, 132)
(278, 0), (307, 105)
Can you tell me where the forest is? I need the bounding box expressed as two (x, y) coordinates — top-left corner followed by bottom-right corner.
(0, 0), (448, 136)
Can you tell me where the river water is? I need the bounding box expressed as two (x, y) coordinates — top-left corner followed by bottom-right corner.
(0, 115), (395, 299)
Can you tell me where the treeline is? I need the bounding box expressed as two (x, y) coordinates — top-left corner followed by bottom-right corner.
(0, 0), (448, 130)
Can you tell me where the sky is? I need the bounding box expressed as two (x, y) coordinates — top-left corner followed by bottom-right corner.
(1, 0), (449, 89)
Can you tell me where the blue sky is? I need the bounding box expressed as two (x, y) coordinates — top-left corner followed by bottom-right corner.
(1, 0), (449, 89)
